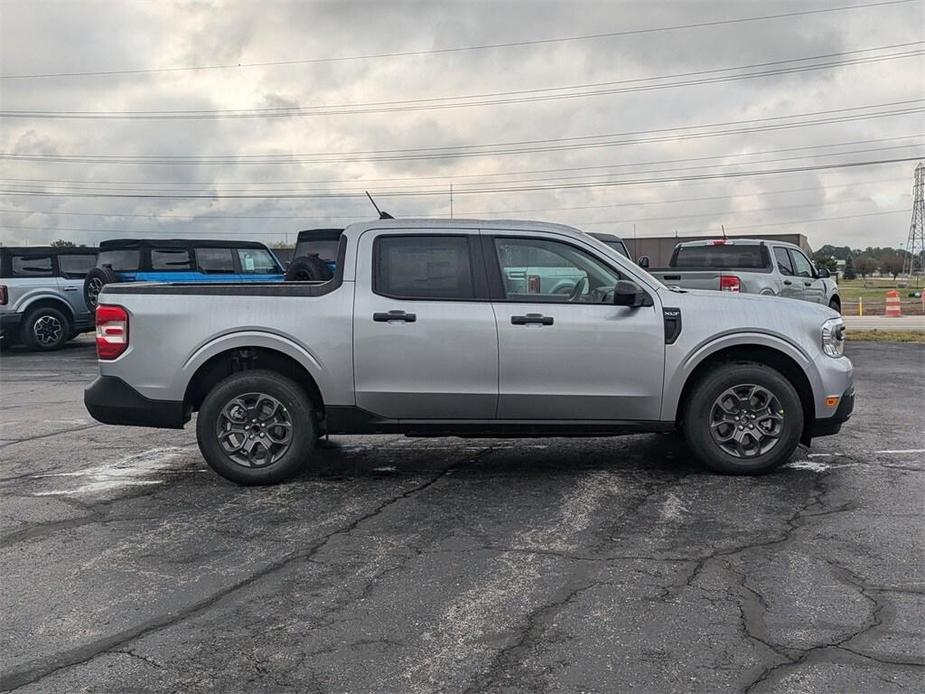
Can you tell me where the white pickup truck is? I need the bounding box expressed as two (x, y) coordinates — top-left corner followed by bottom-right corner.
(85, 219), (853, 485)
(646, 239), (841, 312)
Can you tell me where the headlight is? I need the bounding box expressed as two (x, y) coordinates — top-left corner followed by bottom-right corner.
(821, 317), (845, 357)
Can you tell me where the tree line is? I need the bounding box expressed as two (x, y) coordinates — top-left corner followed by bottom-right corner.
(812, 244), (920, 280)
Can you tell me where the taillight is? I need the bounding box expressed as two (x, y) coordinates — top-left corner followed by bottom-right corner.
(711, 239), (728, 245)
(96, 305), (128, 360)
(527, 275), (541, 293)
(719, 275), (741, 293)
(0, 285), (7, 306)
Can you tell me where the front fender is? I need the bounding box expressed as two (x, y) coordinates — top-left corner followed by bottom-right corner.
(175, 330), (335, 404)
(660, 330), (823, 421)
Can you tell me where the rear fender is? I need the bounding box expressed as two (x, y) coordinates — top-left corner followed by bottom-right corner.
(176, 330), (333, 404)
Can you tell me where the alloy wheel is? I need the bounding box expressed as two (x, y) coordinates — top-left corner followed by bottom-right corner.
(709, 384), (785, 458)
(33, 315), (63, 347)
(215, 392), (294, 467)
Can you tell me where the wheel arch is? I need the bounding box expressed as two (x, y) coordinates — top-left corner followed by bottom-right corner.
(674, 343), (815, 442)
(183, 345), (326, 421)
(20, 296), (75, 323)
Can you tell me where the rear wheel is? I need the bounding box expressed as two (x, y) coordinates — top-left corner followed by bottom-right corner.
(682, 361), (803, 474)
(21, 306), (71, 351)
(196, 370), (316, 485)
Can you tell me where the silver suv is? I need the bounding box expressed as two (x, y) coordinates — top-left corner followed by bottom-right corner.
(85, 219), (854, 484)
(1, 246), (98, 350)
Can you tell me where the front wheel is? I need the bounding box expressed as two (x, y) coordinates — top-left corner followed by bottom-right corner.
(682, 362), (803, 475)
(196, 370), (316, 485)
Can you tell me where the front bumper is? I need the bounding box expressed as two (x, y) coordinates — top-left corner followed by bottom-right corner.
(85, 375), (189, 429)
(809, 386), (855, 438)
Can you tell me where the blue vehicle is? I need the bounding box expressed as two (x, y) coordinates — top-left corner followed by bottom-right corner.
(84, 238), (285, 309)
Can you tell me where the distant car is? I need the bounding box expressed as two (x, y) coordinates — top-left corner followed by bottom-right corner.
(646, 239), (841, 312)
(284, 229), (341, 282)
(84, 239), (285, 309)
(1, 246), (98, 350)
(587, 232), (631, 259)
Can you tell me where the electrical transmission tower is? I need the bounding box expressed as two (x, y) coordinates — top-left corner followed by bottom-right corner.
(903, 162), (924, 279)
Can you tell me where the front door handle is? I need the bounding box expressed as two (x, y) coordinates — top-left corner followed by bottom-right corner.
(63, 286), (78, 292)
(373, 310), (416, 323)
(804, 281), (813, 286)
(511, 313), (554, 326)
(783, 280), (793, 286)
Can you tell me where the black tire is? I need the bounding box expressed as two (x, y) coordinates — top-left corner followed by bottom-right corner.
(196, 369), (316, 485)
(83, 266), (120, 310)
(828, 298), (841, 314)
(682, 361), (803, 475)
(284, 254), (333, 282)
(21, 306), (71, 351)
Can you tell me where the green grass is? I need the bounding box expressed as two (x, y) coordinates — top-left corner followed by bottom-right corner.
(847, 330), (925, 343)
(838, 279), (923, 301)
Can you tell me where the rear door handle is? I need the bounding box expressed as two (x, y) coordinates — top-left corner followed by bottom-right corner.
(804, 281), (813, 286)
(783, 280), (792, 286)
(373, 310), (416, 323)
(511, 313), (554, 326)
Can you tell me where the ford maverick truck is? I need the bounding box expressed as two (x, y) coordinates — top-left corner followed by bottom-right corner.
(85, 219), (854, 485)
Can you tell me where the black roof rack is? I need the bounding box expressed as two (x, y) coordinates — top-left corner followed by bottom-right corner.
(0, 246), (98, 256)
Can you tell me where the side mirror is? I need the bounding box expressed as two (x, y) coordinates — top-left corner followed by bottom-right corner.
(637, 256), (650, 269)
(817, 267), (830, 278)
(613, 280), (647, 308)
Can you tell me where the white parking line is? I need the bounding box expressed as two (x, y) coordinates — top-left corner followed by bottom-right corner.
(875, 449), (925, 454)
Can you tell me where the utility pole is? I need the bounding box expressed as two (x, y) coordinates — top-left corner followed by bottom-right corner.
(902, 162), (924, 284)
(450, 184), (454, 219)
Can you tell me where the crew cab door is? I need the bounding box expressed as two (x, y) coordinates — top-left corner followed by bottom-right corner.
(352, 230), (498, 419)
(789, 249), (826, 303)
(485, 232), (665, 421)
(772, 246), (802, 300)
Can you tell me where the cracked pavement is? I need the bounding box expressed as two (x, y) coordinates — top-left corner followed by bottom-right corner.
(0, 338), (922, 692)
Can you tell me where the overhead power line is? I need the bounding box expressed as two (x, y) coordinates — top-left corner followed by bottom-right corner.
(0, 157), (918, 199)
(4, 144), (921, 196)
(2, 42), (921, 119)
(0, 0), (913, 80)
(0, 176), (909, 222)
(3, 135), (920, 188)
(581, 208), (909, 231)
(3, 100), (921, 165)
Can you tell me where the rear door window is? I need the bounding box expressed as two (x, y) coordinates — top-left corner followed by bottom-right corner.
(97, 249), (140, 271)
(57, 254), (97, 279)
(11, 255), (53, 277)
(237, 248), (279, 274)
(151, 248), (192, 270)
(196, 247), (235, 273)
(375, 235), (474, 300)
(773, 247), (794, 276)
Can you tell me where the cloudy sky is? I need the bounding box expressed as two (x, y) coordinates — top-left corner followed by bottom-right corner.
(0, 0), (922, 250)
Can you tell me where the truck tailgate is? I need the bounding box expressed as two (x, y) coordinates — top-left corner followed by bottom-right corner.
(649, 270), (720, 290)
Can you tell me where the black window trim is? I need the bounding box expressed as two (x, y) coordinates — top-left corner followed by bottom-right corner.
(371, 233), (489, 302)
(481, 233), (653, 306)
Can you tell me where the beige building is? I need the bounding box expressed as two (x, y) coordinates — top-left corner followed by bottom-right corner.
(623, 233), (811, 266)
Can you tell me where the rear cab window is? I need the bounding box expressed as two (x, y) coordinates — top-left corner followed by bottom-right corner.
(12, 255), (53, 277)
(57, 254), (97, 279)
(673, 244), (767, 269)
(374, 235), (474, 299)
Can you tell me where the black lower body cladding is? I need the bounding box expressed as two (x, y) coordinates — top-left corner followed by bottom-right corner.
(85, 376), (188, 429)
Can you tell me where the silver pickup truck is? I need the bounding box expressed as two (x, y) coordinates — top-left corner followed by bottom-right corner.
(647, 239), (841, 312)
(85, 219), (854, 485)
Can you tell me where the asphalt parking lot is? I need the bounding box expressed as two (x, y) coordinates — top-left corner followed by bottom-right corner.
(0, 337), (922, 693)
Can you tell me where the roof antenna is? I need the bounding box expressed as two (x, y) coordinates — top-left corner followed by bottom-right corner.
(721, 224), (727, 240)
(365, 191), (394, 219)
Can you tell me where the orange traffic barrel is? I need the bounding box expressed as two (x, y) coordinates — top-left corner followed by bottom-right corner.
(885, 289), (902, 317)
